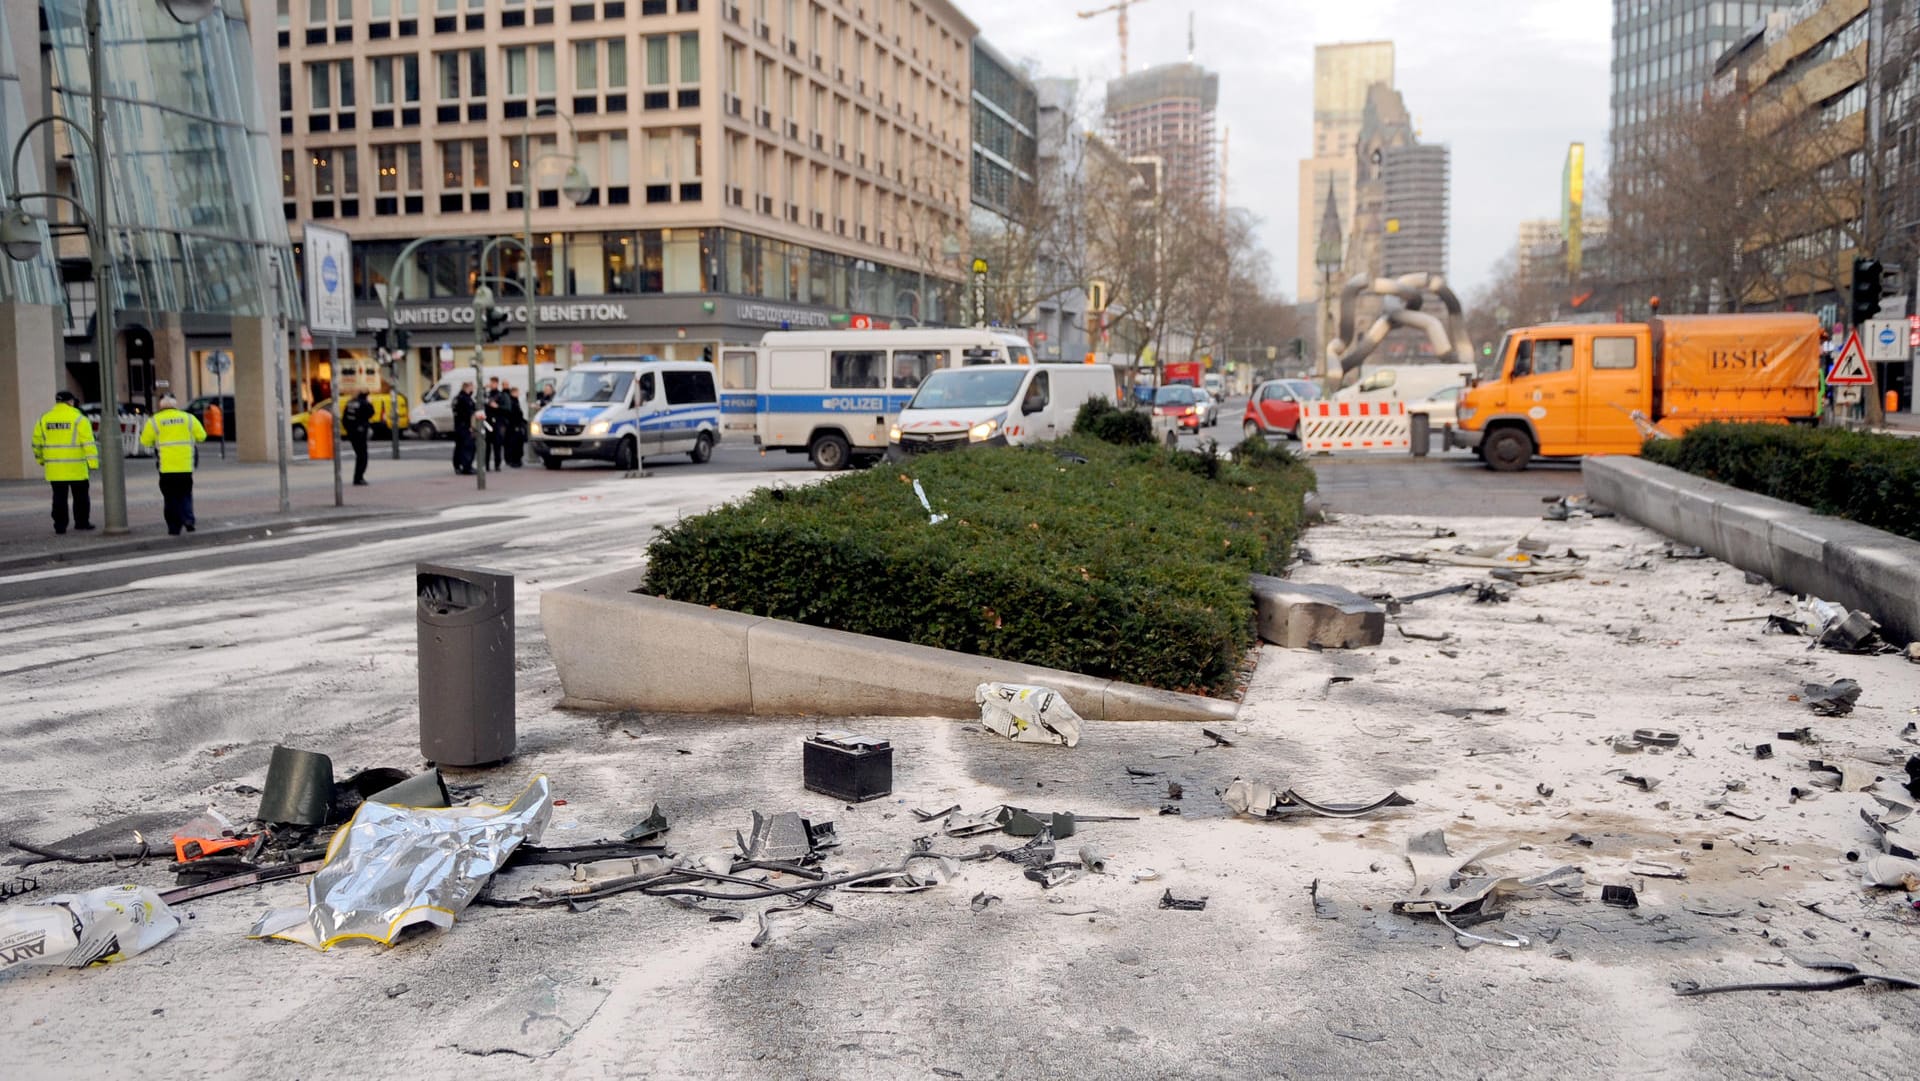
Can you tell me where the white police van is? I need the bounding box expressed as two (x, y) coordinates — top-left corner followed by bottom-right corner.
(747, 328), (1027, 469)
(529, 356), (721, 470)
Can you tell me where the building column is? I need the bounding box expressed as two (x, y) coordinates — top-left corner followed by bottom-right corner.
(0, 302), (62, 480)
(152, 312), (189, 404)
(230, 314), (281, 463)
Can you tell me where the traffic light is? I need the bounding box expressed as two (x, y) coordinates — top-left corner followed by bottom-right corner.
(1851, 257), (1884, 327)
(393, 328), (411, 352)
(373, 327), (390, 352)
(484, 307), (510, 343)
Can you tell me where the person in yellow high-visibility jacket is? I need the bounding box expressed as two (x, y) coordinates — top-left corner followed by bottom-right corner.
(31, 390), (98, 534)
(139, 395), (208, 536)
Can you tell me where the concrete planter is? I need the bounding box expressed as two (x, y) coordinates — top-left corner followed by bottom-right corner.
(541, 568), (1239, 722)
(1583, 455), (1920, 643)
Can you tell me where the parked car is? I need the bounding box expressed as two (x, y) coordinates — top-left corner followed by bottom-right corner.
(1192, 387), (1220, 427)
(292, 394), (410, 442)
(1407, 384), (1463, 429)
(1242, 379), (1323, 440)
(186, 395), (235, 441)
(81, 402), (152, 458)
(1146, 384), (1203, 433)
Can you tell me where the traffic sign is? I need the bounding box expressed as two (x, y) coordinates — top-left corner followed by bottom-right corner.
(205, 351), (231, 376)
(1826, 330), (1876, 385)
(850, 314), (872, 330)
(1088, 279), (1110, 313)
(1864, 319), (1906, 362)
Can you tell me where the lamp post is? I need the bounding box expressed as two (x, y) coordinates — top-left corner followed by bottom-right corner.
(519, 105), (592, 409)
(1, 0), (217, 534)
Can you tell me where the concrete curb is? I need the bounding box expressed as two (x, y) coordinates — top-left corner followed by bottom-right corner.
(541, 568), (1239, 722)
(1582, 456), (1920, 643)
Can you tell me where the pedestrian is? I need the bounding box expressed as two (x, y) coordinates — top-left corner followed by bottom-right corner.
(138, 394), (207, 535)
(452, 381), (478, 475)
(343, 389), (374, 486)
(505, 386), (527, 468)
(484, 377), (507, 471)
(31, 390), (98, 534)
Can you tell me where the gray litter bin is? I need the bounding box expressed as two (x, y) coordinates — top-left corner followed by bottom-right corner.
(417, 562), (515, 766)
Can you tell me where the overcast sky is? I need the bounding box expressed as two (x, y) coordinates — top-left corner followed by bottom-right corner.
(960, 0), (1613, 300)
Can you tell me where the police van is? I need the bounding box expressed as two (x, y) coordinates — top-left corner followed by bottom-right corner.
(529, 356), (721, 470)
(742, 328), (1029, 469)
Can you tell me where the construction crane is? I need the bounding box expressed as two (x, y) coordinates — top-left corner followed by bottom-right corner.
(1077, 0), (1151, 75)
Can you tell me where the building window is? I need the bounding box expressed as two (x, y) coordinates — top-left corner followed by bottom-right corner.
(313, 149), (336, 196)
(647, 35), (671, 86)
(679, 32), (699, 82)
(309, 62), (332, 109)
(282, 148), (296, 198)
(279, 63), (293, 112)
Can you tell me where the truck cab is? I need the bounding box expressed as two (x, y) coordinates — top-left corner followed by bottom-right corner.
(1453, 324), (1654, 471)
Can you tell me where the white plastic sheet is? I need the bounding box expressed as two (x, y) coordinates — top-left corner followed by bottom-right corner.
(975, 683), (1082, 747)
(0, 884), (179, 974)
(250, 776), (551, 951)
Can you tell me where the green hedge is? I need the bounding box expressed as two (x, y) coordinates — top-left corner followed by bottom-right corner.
(645, 436), (1317, 696)
(1643, 423), (1920, 541)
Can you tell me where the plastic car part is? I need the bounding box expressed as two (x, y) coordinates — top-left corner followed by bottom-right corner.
(256, 746), (335, 827)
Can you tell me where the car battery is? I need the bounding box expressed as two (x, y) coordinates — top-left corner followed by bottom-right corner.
(803, 731), (893, 803)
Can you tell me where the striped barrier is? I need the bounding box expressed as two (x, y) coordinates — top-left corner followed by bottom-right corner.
(1299, 400), (1411, 453)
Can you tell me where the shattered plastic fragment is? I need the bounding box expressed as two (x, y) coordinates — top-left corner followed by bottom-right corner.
(1222, 779), (1415, 820)
(1601, 884), (1639, 908)
(1803, 679), (1862, 717)
(975, 683), (1082, 747)
(622, 803), (671, 844)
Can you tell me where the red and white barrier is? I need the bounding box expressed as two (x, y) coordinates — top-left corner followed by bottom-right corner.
(1299, 400), (1411, 453)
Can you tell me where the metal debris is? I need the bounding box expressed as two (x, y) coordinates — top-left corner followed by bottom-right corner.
(1223, 779), (1415, 820)
(1158, 889), (1208, 911)
(621, 804), (671, 844)
(1803, 679), (1862, 717)
(1601, 885), (1640, 908)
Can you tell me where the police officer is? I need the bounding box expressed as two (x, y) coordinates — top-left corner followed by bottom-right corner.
(139, 395), (207, 535)
(342, 390), (375, 486)
(32, 390), (99, 534)
(451, 381), (477, 475)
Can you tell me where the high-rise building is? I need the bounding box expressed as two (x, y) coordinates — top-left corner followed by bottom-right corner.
(1381, 144), (1449, 278)
(1, 2), (291, 477)
(1103, 61), (1218, 205)
(1296, 41), (1392, 302)
(970, 38), (1036, 218)
(275, 0), (978, 412)
(1609, 0), (1796, 171)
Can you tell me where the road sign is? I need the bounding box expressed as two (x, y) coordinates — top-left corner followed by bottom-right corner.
(302, 223), (353, 335)
(1088, 279), (1110, 313)
(1864, 319), (1907, 362)
(205, 351), (231, 376)
(1826, 330), (1875, 385)
(850, 314), (872, 330)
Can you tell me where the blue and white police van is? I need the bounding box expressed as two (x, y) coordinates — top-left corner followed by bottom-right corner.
(529, 356), (721, 470)
(743, 328), (1028, 469)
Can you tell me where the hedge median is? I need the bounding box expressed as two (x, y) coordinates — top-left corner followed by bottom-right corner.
(644, 435), (1316, 696)
(1642, 422), (1920, 542)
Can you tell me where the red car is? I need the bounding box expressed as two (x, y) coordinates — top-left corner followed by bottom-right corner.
(1242, 379), (1322, 440)
(1148, 384), (1203, 430)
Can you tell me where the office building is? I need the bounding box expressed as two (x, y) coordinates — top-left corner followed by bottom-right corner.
(276, 0), (979, 410)
(1103, 60), (1218, 205)
(969, 38), (1035, 218)
(2, 2), (291, 476)
(1516, 217), (1612, 282)
(1296, 40), (1391, 302)
(1610, 0), (1797, 176)
(1381, 143), (1448, 278)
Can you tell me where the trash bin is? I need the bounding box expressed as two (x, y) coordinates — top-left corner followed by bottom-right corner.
(417, 562), (515, 766)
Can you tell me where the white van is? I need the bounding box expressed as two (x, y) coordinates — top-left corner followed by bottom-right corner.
(528, 358), (721, 470)
(751, 328), (1029, 469)
(413, 364), (558, 439)
(1333, 362), (1474, 408)
(888, 364), (1119, 459)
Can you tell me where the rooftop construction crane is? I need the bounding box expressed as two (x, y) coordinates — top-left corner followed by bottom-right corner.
(1077, 0), (1151, 75)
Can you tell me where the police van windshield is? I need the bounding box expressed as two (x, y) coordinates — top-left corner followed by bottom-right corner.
(553, 370), (632, 404)
(907, 367), (1031, 410)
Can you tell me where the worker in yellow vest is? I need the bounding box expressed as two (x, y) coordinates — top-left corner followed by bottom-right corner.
(31, 390), (99, 534)
(139, 394), (208, 536)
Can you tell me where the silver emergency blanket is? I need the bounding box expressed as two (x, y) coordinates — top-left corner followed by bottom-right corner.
(249, 776), (551, 950)
(975, 683), (1082, 747)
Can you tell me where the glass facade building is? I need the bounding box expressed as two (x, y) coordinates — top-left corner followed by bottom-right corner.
(1609, 0), (1797, 170)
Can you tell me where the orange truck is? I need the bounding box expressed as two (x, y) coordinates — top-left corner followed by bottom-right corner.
(1449, 313), (1823, 471)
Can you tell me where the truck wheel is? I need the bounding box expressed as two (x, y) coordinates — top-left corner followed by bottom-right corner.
(411, 420), (438, 440)
(1242, 420), (1263, 441)
(542, 455), (563, 471)
(810, 432), (850, 470)
(616, 436), (638, 471)
(1484, 428), (1533, 472)
(689, 432), (714, 464)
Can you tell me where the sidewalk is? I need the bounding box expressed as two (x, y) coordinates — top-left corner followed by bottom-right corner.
(0, 442), (593, 568)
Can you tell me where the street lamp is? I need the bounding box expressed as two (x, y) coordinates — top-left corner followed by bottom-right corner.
(520, 105), (592, 409)
(1, 0), (217, 534)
